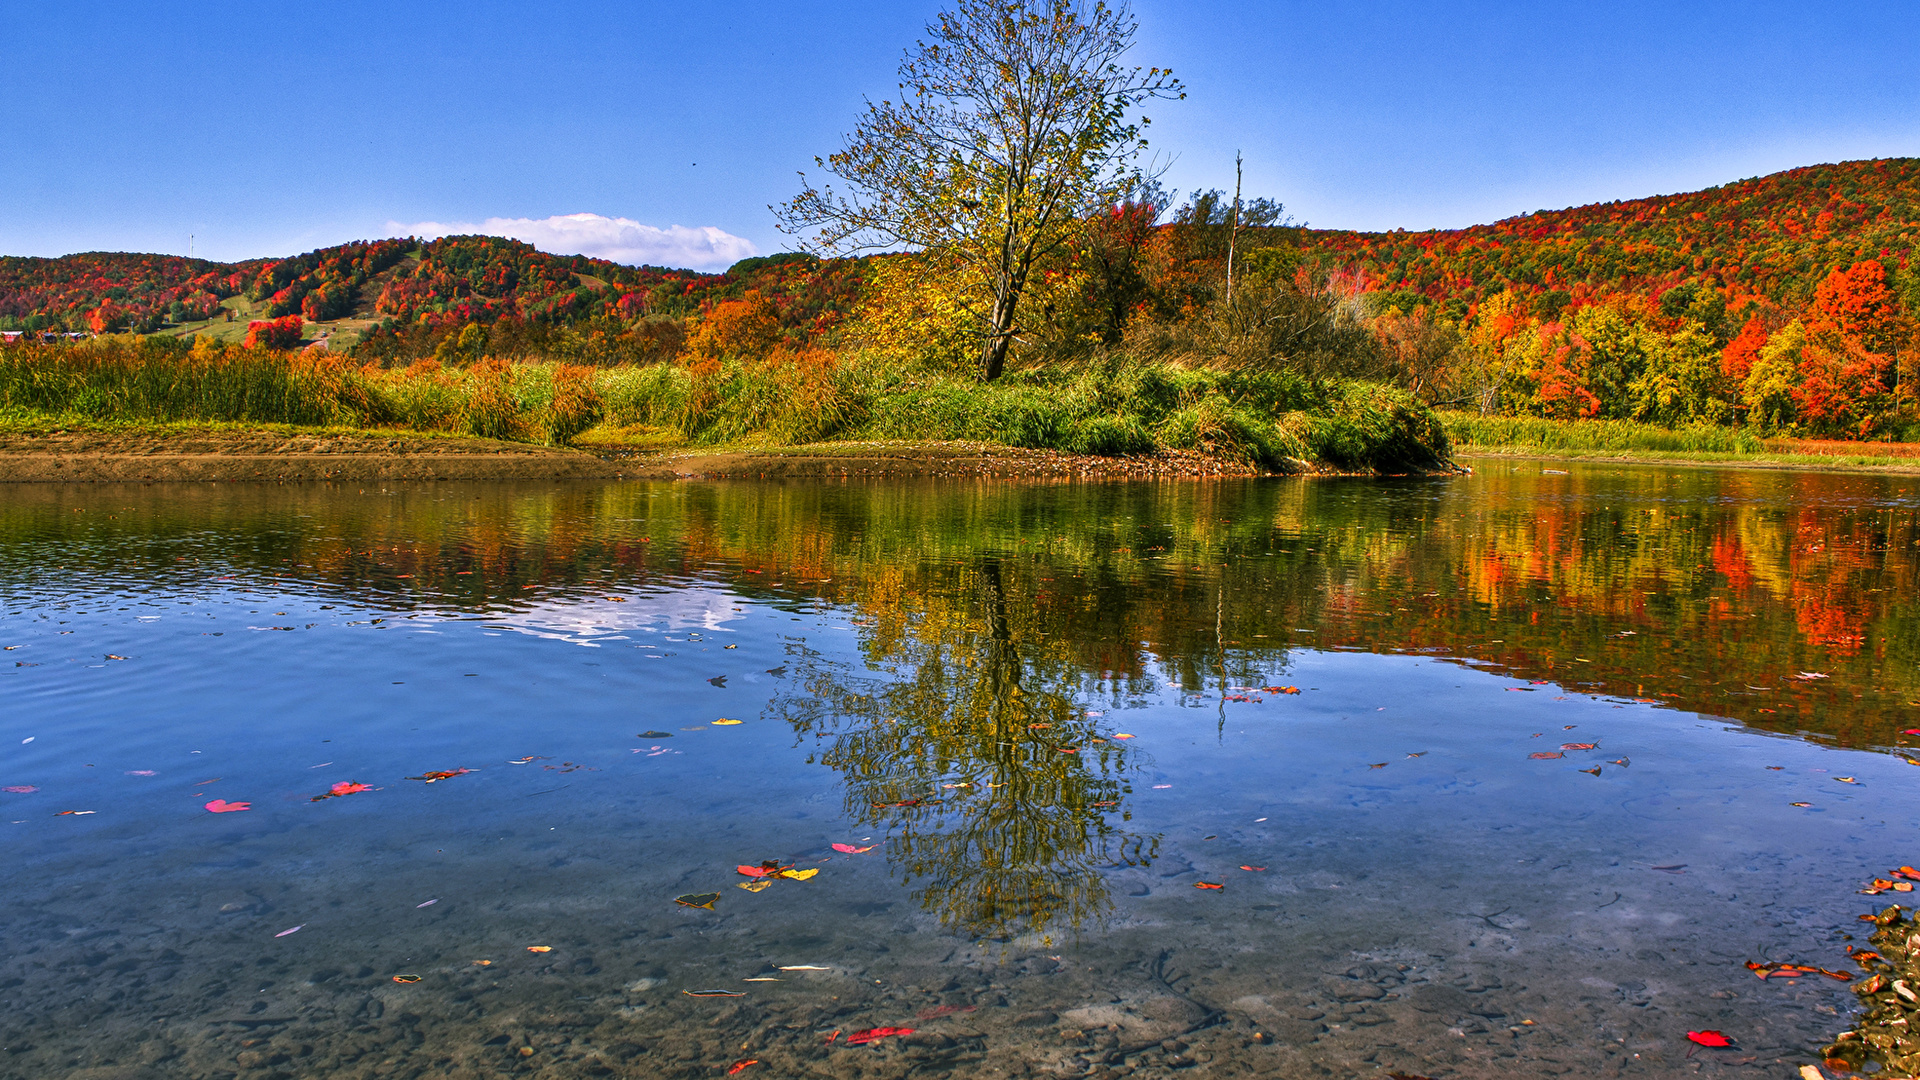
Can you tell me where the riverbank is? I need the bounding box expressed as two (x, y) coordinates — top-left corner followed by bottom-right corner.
(0, 423), (1432, 483)
(1445, 412), (1920, 475)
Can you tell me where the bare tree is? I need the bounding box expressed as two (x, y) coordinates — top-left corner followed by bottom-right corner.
(775, 0), (1182, 380)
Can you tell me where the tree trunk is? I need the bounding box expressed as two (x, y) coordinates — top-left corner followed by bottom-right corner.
(980, 284), (1019, 381)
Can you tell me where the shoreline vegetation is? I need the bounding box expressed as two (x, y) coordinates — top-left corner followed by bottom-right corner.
(1445, 412), (1920, 474)
(0, 337), (1457, 481)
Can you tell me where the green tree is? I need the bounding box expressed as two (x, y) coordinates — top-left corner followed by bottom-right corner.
(776, 0), (1182, 381)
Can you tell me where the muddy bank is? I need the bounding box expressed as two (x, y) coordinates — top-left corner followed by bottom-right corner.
(0, 432), (1383, 483)
(605, 441), (1282, 480)
(0, 429), (625, 482)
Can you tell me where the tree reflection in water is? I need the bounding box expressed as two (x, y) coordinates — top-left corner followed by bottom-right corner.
(773, 559), (1158, 942)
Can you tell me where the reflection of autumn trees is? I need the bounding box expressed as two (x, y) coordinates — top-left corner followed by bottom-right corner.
(772, 559), (1157, 940)
(3, 468), (1918, 755)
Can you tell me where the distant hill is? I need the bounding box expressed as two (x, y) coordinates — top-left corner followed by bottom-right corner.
(5, 159), (1916, 350)
(1297, 158), (1920, 318)
(0, 236), (859, 344)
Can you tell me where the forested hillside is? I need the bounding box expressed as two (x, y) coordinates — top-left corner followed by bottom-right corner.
(5, 158), (1920, 438)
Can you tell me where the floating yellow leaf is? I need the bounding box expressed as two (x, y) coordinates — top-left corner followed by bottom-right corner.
(527, 946), (553, 953)
(781, 868), (820, 881)
(737, 879), (773, 892)
(713, 719), (743, 726)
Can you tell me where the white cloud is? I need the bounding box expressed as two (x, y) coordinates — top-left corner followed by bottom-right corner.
(386, 212), (758, 272)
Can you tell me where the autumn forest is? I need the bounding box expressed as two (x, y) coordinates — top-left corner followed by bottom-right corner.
(5, 158), (1920, 441)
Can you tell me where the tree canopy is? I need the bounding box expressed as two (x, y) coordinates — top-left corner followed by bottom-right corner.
(775, 0), (1182, 379)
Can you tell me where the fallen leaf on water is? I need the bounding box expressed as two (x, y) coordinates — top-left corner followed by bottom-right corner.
(1686, 1030), (1734, 1047)
(392, 974), (421, 983)
(1904, 730), (1920, 736)
(310, 781), (372, 802)
(737, 880), (773, 892)
(738, 863), (791, 878)
(1058, 748), (1080, 754)
(1091, 800), (1118, 808)
(1266, 686), (1302, 695)
(1562, 743), (1598, 750)
(824, 1030), (840, 1044)
(832, 843), (875, 854)
(204, 799), (250, 813)
(782, 868), (819, 881)
(846, 1027), (914, 1045)
(1113, 733), (1136, 739)
(676, 893), (719, 909)
(1194, 881), (1224, 890)
(1368, 762), (1388, 769)
(1580, 767), (1602, 776)
(1790, 802), (1812, 807)
(724, 644), (738, 649)
(406, 769), (473, 783)
(526, 946), (552, 953)
(1609, 758), (1631, 767)
(683, 989), (746, 998)
(472, 960), (491, 966)
(712, 719), (743, 727)
(727, 1060), (758, 1075)
(1528, 752), (1565, 760)
(1505, 687), (1536, 692)
(638, 731), (672, 739)
(1836, 777), (1859, 784)
(1407, 751), (1428, 758)
(3, 786), (38, 793)
(1240, 865), (1267, 872)
(105, 654), (128, 661)
(56, 809), (95, 815)
(275, 925), (302, 937)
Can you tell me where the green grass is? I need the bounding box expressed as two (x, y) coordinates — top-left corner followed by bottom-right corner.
(1441, 411), (1920, 471)
(1441, 412), (1767, 454)
(0, 338), (1455, 471)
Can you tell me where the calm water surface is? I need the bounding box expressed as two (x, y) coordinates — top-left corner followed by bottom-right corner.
(3, 462), (1919, 1079)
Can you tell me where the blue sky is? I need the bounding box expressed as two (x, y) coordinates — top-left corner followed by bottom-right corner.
(2, 1), (1916, 269)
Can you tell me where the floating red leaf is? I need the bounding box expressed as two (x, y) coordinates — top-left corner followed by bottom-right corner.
(406, 768), (473, 783)
(1194, 881), (1224, 890)
(204, 799), (250, 813)
(726, 1060), (758, 1074)
(1528, 752), (1565, 759)
(846, 1027), (914, 1046)
(311, 781), (372, 802)
(1686, 1030), (1733, 1047)
(831, 843), (874, 854)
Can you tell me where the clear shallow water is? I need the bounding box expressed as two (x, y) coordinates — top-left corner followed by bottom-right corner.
(2, 465), (1919, 1079)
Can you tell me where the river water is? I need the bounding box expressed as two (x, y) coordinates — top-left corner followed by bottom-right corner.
(3, 461), (1918, 1079)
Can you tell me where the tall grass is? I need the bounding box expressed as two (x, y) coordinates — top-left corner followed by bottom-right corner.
(1441, 412), (1768, 454)
(0, 336), (1455, 469)
(0, 339), (603, 446)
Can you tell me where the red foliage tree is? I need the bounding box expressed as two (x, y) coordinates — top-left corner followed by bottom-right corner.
(245, 315), (305, 350)
(1721, 315), (1769, 381)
